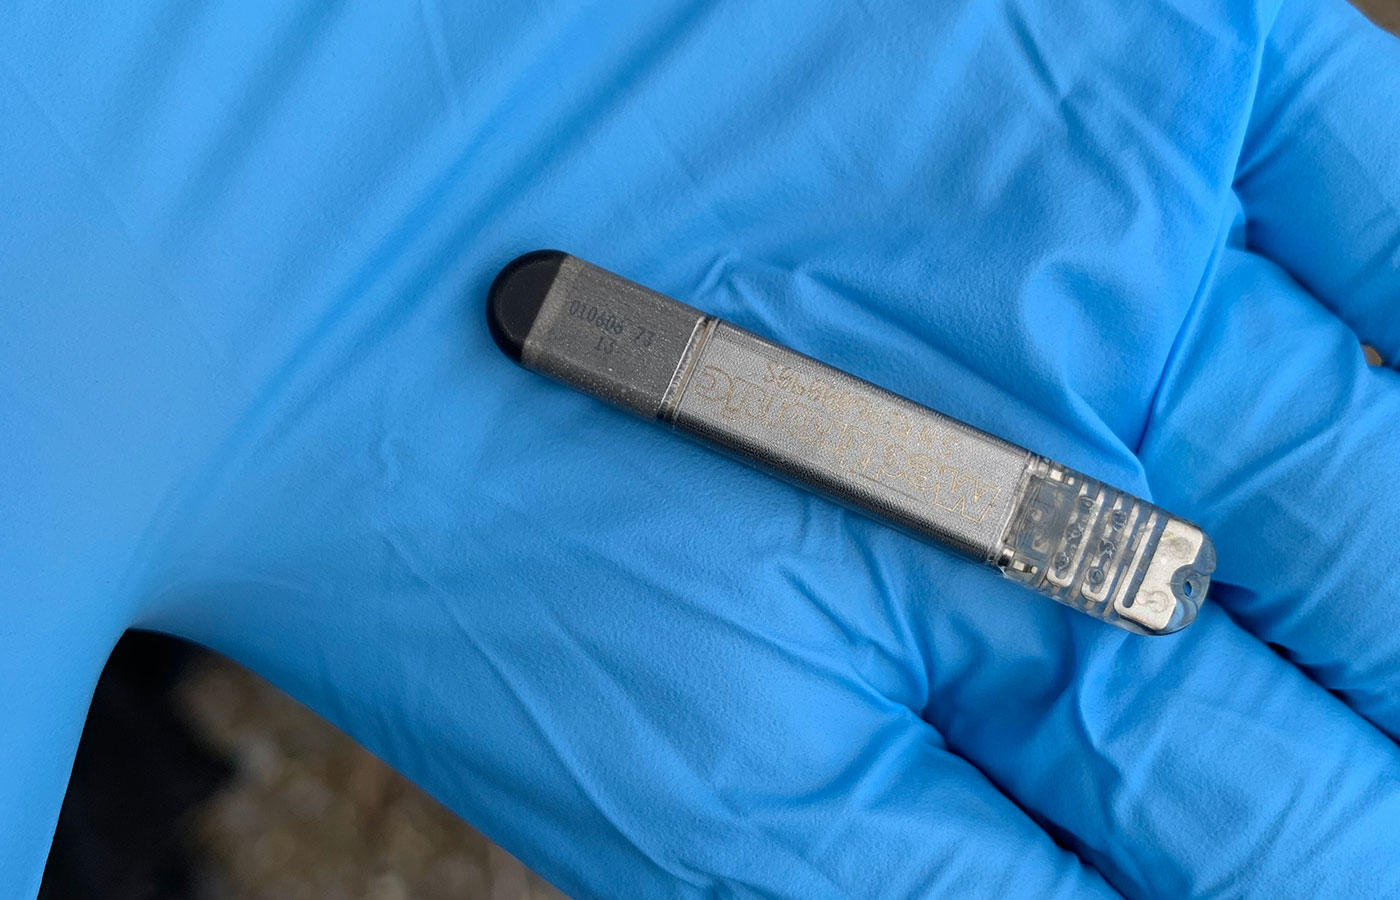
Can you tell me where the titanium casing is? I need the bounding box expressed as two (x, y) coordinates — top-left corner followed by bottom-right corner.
(488, 251), (1215, 635)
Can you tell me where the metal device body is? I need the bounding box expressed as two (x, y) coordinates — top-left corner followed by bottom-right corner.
(489, 251), (1215, 634)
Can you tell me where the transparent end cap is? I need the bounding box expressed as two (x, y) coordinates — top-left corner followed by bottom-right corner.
(997, 458), (1215, 635)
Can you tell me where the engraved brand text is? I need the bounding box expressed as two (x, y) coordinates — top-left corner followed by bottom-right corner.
(690, 364), (1000, 523)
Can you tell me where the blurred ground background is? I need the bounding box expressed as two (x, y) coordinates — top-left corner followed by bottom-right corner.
(1363, 0), (1400, 30)
(176, 655), (564, 900)
(37, 4), (1397, 900)
(40, 633), (566, 900)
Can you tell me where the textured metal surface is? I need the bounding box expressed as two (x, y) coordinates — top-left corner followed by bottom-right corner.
(513, 255), (1215, 632)
(522, 256), (705, 419)
(669, 322), (1032, 561)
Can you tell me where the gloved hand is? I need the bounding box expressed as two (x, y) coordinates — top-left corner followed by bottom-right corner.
(4, 0), (1399, 896)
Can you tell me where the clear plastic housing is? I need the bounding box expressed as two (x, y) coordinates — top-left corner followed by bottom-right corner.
(997, 458), (1215, 634)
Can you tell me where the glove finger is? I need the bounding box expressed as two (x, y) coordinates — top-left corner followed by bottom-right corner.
(0, 591), (124, 899)
(138, 381), (1120, 900)
(913, 596), (1400, 900)
(894, 234), (1400, 898)
(1237, 0), (1400, 363)
(1139, 237), (1400, 736)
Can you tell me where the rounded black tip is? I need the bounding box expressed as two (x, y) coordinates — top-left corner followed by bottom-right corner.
(487, 250), (566, 361)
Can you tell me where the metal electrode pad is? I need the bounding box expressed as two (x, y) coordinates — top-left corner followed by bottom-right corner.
(488, 251), (1215, 635)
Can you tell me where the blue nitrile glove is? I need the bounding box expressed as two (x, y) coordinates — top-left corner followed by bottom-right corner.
(4, 0), (1400, 896)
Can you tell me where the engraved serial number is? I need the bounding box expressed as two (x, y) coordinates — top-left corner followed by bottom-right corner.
(763, 361), (871, 419)
(568, 299), (656, 354)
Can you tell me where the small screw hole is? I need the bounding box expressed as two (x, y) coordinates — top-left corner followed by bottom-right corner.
(1182, 579), (1195, 598)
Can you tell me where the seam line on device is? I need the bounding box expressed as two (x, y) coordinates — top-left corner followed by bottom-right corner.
(658, 316), (717, 423)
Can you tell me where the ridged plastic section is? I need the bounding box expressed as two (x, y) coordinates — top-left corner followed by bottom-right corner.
(997, 458), (1211, 634)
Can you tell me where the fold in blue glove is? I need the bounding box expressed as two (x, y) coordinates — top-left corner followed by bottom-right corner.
(3, 1), (1399, 897)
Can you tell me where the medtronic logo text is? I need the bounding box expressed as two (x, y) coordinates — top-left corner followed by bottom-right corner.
(690, 364), (1001, 524)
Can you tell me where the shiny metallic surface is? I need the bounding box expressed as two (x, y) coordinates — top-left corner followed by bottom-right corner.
(508, 254), (1215, 633)
(670, 322), (1031, 561)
